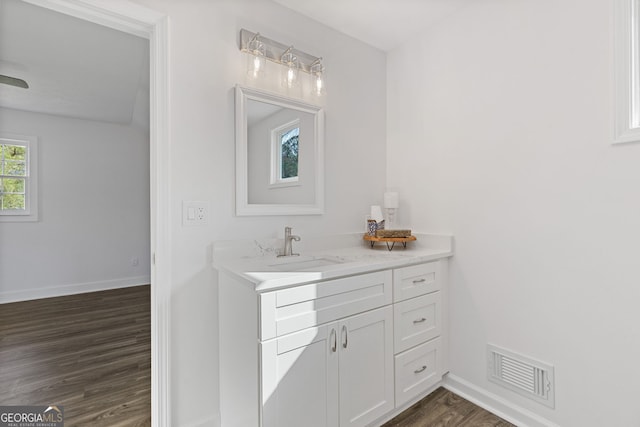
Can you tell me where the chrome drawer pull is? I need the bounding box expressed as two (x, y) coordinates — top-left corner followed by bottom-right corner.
(413, 317), (427, 324)
(412, 278), (426, 284)
(414, 365), (427, 374)
(330, 328), (337, 353)
(342, 325), (348, 349)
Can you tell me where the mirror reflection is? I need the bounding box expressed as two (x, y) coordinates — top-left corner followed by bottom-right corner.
(235, 85), (324, 216)
(247, 100), (315, 204)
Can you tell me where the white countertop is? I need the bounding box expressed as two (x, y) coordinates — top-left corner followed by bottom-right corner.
(213, 233), (453, 292)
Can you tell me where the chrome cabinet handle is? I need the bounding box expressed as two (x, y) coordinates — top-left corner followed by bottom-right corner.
(412, 278), (426, 284)
(414, 365), (427, 374)
(330, 329), (337, 353)
(413, 317), (427, 324)
(342, 325), (348, 349)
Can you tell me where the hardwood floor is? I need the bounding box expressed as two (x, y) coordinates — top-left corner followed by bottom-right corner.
(383, 387), (516, 427)
(0, 285), (151, 427)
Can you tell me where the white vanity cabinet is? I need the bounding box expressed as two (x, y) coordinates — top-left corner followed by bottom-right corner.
(261, 306), (394, 427)
(219, 269), (394, 427)
(218, 256), (449, 427)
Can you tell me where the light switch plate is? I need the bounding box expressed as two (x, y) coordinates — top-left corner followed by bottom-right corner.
(182, 201), (209, 226)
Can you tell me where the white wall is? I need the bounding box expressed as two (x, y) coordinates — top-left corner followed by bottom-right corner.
(128, 1), (387, 425)
(0, 107), (150, 302)
(387, 0), (640, 425)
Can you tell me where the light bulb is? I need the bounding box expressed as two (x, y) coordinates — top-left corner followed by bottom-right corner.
(310, 58), (325, 96)
(286, 67), (296, 87)
(246, 35), (265, 78)
(281, 48), (299, 88)
(314, 74), (323, 95)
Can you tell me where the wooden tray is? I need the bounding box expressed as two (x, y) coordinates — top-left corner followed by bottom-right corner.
(363, 234), (416, 251)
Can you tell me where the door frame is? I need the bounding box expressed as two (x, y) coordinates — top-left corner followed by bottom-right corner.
(22, 1), (171, 426)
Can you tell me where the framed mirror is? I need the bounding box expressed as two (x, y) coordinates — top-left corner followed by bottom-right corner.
(235, 85), (325, 215)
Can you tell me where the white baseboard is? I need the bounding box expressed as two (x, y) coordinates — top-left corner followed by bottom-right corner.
(443, 374), (560, 427)
(0, 275), (151, 304)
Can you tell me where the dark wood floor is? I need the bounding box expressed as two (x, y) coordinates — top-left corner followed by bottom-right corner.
(383, 387), (516, 427)
(0, 285), (151, 427)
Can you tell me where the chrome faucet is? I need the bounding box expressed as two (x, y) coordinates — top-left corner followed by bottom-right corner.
(279, 226), (300, 257)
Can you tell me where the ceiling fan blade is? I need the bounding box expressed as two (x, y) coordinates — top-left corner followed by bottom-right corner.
(0, 74), (29, 89)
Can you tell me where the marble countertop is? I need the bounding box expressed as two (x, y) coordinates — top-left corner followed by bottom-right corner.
(213, 233), (453, 292)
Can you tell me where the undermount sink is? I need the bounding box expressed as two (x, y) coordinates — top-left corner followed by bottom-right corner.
(267, 256), (344, 271)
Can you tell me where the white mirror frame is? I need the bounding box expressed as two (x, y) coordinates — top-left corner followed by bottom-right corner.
(235, 85), (325, 215)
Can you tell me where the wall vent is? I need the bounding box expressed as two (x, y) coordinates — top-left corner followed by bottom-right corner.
(487, 344), (555, 408)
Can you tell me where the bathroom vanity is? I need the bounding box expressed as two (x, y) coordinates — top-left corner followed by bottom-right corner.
(215, 233), (452, 427)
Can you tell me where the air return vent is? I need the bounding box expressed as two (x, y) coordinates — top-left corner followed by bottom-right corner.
(487, 344), (555, 408)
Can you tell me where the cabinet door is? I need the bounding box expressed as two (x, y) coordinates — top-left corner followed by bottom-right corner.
(338, 306), (394, 427)
(261, 323), (339, 427)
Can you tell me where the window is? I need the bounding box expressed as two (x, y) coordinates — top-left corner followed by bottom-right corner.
(279, 126), (299, 179)
(614, 0), (640, 144)
(0, 134), (38, 221)
(270, 119), (300, 187)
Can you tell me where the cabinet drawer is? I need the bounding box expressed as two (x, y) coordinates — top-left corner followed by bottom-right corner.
(394, 337), (442, 407)
(393, 262), (439, 302)
(259, 270), (392, 340)
(394, 292), (441, 354)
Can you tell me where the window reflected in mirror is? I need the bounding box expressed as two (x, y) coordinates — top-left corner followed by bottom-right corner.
(245, 98), (315, 205)
(271, 119), (299, 187)
(278, 125), (299, 181)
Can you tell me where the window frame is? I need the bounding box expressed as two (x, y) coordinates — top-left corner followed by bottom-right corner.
(269, 119), (300, 188)
(614, 0), (640, 144)
(0, 134), (38, 222)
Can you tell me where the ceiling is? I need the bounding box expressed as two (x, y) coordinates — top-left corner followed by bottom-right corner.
(272, 0), (474, 52)
(0, 0), (149, 126)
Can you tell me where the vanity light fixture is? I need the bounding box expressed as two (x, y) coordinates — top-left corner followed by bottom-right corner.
(239, 29), (326, 95)
(246, 32), (266, 79)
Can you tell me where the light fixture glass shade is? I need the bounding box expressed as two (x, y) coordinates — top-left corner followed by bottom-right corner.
(281, 49), (299, 88)
(240, 30), (327, 93)
(247, 36), (266, 79)
(310, 59), (325, 96)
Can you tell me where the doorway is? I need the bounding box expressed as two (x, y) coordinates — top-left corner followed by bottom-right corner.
(7, 0), (170, 425)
